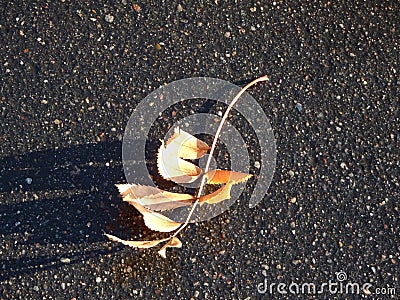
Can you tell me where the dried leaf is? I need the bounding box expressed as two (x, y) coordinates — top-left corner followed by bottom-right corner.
(205, 169), (253, 185)
(115, 183), (134, 197)
(116, 184), (194, 211)
(130, 201), (182, 232)
(157, 237), (182, 258)
(143, 199), (193, 212)
(165, 127), (210, 159)
(199, 182), (234, 204)
(105, 233), (165, 249)
(157, 140), (202, 183)
(198, 170), (253, 205)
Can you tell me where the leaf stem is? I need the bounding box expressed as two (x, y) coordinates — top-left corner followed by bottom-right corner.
(170, 75), (269, 238)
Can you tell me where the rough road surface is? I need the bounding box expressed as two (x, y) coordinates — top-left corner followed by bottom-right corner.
(0, 1), (398, 299)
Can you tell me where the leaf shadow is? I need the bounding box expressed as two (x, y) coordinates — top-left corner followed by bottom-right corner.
(0, 141), (143, 280)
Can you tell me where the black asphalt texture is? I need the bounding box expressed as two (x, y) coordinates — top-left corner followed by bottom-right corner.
(0, 1), (399, 299)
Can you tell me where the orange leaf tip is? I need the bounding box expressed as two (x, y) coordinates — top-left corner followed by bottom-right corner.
(157, 237), (183, 258)
(165, 127), (210, 159)
(205, 169), (253, 185)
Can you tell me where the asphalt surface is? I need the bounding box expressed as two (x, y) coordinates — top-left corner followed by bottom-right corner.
(0, 1), (399, 299)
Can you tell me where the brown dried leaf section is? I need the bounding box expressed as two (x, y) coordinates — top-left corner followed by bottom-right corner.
(108, 127), (253, 257)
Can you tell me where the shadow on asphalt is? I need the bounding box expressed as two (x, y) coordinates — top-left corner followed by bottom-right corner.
(0, 98), (261, 281)
(0, 141), (135, 280)
(0, 141), (123, 193)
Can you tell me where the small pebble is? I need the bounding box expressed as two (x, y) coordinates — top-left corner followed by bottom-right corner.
(104, 14), (114, 23)
(25, 178), (32, 184)
(295, 103), (303, 112)
(292, 259), (301, 265)
(33, 286), (39, 292)
(96, 277), (102, 283)
(60, 257), (71, 264)
(132, 4), (141, 12)
(177, 4), (183, 12)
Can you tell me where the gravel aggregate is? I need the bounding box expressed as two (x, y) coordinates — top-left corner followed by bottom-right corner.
(1, 1), (399, 299)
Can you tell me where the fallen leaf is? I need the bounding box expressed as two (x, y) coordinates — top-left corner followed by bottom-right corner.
(130, 201), (182, 232)
(205, 169), (253, 185)
(198, 170), (253, 205)
(165, 127), (210, 159)
(116, 184), (194, 201)
(115, 183), (133, 197)
(116, 184), (195, 211)
(157, 140), (202, 183)
(157, 237), (182, 258)
(105, 233), (165, 249)
(143, 198), (193, 211)
(199, 182), (234, 204)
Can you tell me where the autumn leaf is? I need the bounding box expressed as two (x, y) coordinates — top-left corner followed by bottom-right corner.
(116, 184), (194, 211)
(157, 127), (211, 183)
(105, 233), (166, 249)
(199, 170), (253, 205)
(110, 76), (269, 257)
(129, 201), (182, 232)
(157, 237), (182, 258)
(157, 140), (202, 183)
(199, 182), (234, 204)
(205, 169), (253, 185)
(105, 234), (182, 258)
(165, 127), (210, 159)
(115, 183), (133, 197)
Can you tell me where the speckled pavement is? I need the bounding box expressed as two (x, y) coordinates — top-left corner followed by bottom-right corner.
(0, 1), (398, 299)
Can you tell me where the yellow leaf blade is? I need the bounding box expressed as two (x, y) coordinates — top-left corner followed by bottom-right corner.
(165, 127), (210, 159)
(199, 183), (234, 204)
(116, 184), (195, 211)
(130, 201), (182, 232)
(205, 169), (253, 185)
(105, 233), (164, 249)
(157, 140), (202, 183)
